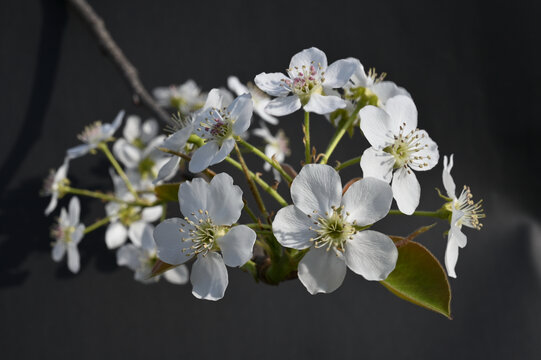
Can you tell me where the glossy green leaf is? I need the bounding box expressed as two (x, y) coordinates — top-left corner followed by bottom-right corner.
(381, 240), (452, 319)
(154, 183), (181, 202)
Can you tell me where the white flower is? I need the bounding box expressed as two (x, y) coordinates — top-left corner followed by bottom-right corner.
(347, 58), (410, 105)
(252, 122), (290, 181)
(153, 80), (206, 114)
(116, 222), (189, 285)
(112, 115), (169, 181)
(104, 170), (162, 249)
(67, 110), (124, 159)
(254, 47), (356, 116)
(442, 155), (485, 278)
(154, 122), (194, 184)
(272, 164), (397, 294)
(51, 197), (85, 273)
(42, 157), (69, 216)
(359, 95), (439, 214)
(153, 173), (256, 301)
(189, 90), (253, 173)
(228, 76), (278, 125)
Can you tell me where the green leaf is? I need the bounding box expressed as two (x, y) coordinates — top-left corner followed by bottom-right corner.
(154, 183), (181, 202)
(381, 241), (452, 319)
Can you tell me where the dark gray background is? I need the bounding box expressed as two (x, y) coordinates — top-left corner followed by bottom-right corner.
(1, 0), (540, 358)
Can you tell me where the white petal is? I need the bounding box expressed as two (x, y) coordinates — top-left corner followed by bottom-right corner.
(178, 177), (210, 218)
(161, 125), (193, 152)
(254, 72), (291, 97)
(324, 59), (357, 88)
(140, 119), (159, 143)
(113, 138), (141, 169)
(153, 218), (194, 265)
(141, 205), (163, 222)
(71, 224), (85, 245)
(123, 115), (141, 142)
(68, 196), (81, 226)
(360, 147), (394, 183)
(105, 222), (128, 249)
(348, 58), (370, 87)
(342, 177), (393, 226)
(206, 173), (244, 225)
(190, 252), (228, 301)
(216, 225), (256, 267)
(110, 110), (125, 134)
(359, 106), (394, 149)
(304, 94), (347, 115)
(344, 230), (398, 280)
(407, 131), (439, 172)
(442, 154), (456, 198)
(392, 167), (420, 215)
(51, 242), (66, 262)
(163, 265), (190, 285)
(67, 244), (80, 274)
(370, 81), (411, 104)
(44, 194), (58, 216)
(272, 205), (316, 250)
(291, 164), (342, 215)
(298, 247), (347, 294)
(230, 94), (253, 135)
(204, 88), (226, 109)
(128, 221), (153, 248)
(384, 95), (417, 134)
(67, 144), (92, 159)
(255, 103), (279, 125)
(444, 232), (461, 278)
(265, 96), (301, 116)
(209, 138), (235, 167)
(154, 156), (180, 184)
(227, 76), (249, 96)
(189, 141), (219, 173)
(54, 158), (69, 183)
(289, 47), (327, 71)
(116, 244), (141, 271)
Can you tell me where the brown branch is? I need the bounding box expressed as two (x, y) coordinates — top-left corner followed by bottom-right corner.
(66, 0), (172, 125)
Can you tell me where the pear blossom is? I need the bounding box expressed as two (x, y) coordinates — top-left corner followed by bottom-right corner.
(254, 47), (356, 116)
(42, 157), (69, 216)
(112, 115), (169, 181)
(252, 122), (290, 181)
(154, 122), (194, 183)
(442, 155), (485, 278)
(153, 173), (256, 300)
(67, 110), (124, 159)
(272, 164), (397, 294)
(51, 196), (85, 273)
(189, 90), (253, 173)
(346, 58), (410, 105)
(228, 76), (278, 125)
(153, 79), (206, 114)
(359, 95), (439, 214)
(116, 222), (189, 285)
(104, 169), (162, 249)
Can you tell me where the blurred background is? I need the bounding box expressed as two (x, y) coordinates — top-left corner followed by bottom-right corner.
(1, 0), (540, 358)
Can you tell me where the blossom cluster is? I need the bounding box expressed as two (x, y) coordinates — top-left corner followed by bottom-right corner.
(43, 47), (484, 311)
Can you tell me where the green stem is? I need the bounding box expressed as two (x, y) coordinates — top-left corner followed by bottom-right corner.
(335, 155), (362, 171)
(320, 102), (363, 164)
(244, 223), (272, 230)
(224, 156), (288, 207)
(388, 209), (449, 219)
(234, 142), (269, 220)
(243, 200), (259, 223)
(64, 186), (136, 205)
(304, 111), (311, 164)
(236, 137), (292, 184)
(98, 142), (138, 199)
(83, 216), (111, 234)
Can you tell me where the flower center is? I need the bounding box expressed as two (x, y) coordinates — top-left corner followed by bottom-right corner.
(283, 63), (325, 104)
(307, 205), (357, 253)
(138, 156), (156, 179)
(51, 224), (75, 243)
(118, 205), (142, 226)
(198, 108), (234, 144)
(384, 123), (431, 169)
(77, 121), (105, 144)
(454, 185), (485, 230)
(179, 210), (226, 257)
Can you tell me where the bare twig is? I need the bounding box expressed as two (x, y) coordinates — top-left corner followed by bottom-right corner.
(66, 0), (172, 125)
